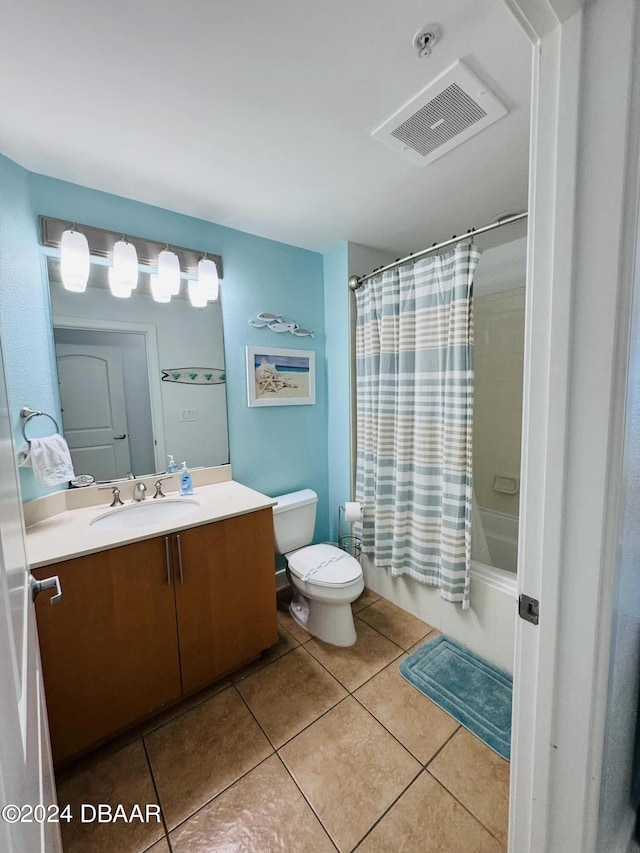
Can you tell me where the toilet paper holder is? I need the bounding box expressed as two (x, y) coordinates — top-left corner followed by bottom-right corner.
(338, 503), (362, 561)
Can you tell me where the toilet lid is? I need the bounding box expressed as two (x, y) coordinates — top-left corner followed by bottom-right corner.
(288, 543), (362, 586)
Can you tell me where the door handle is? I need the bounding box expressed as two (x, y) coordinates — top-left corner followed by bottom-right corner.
(164, 536), (172, 587)
(114, 434), (127, 440)
(31, 575), (62, 604)
(176, 534), (184, 584)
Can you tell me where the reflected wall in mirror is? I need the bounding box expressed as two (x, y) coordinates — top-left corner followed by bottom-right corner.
(47, 258), (229, 481)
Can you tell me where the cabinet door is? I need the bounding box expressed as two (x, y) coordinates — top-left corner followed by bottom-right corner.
(33, 537), (181, 764)
(174, 508), (278, 693)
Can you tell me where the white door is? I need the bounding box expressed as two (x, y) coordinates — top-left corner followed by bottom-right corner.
(0, 339), (62, 853)
(55, 341), (132, 481)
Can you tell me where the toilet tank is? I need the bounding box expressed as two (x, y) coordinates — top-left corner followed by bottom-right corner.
(272, 489), (318, 554)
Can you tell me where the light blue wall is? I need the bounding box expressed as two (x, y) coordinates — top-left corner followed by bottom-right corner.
(0, 157), (330, 540)
(0, 155), (60, 500)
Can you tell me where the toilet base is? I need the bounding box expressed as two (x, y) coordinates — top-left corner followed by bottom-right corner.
(289, 595), (358, 647)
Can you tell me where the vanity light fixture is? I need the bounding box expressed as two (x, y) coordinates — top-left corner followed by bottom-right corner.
(110, 238), (138, 294)
(187, 279), (209, 308)
(197, 256), (219, 302)
(60, 228), (90, 292)
(158, 248), (181, 296)
(40, 216), (224, 308)
(149, 273), (172, 303)
(107, 266), (133, 298)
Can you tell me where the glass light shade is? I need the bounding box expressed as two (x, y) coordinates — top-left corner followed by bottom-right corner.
(158, 249), (181, 296)
(198, 257), (219, 301)
(188, 279), (209, 308)
(107, 266), (133, 298)
(60, 229), (90, 292)
(112, 239), (138, 291)
(149, 273), (172, 303)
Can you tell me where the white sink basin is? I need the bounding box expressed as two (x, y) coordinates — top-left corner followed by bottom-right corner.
(90, 499), (200, 531)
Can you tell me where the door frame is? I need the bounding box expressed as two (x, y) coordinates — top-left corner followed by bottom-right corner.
(53, 315), (166, 473)
(503, 0), (640, 850)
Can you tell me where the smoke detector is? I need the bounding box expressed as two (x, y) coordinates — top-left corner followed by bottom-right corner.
(372, 60), (508, 167)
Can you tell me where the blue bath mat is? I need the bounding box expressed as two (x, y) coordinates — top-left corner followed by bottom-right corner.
(398, 634), (512, 760)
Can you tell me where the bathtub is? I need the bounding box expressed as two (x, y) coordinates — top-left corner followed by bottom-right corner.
(360, 548), (518, 674)
(473, 506), (519, 574)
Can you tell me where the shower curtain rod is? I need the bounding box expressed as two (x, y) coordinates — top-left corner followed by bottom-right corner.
(347, 211), (528, 290)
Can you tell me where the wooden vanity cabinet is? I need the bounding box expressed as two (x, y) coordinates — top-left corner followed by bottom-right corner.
(174, 507), (278, 693)
(33, 536), (182, 765)
(33, 507), (277, 765)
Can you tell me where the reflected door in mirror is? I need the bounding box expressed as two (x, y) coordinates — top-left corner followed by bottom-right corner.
(56, 341), (133, 481)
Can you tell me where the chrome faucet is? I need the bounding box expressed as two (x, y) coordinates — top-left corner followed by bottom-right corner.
(98, 485), (124, 507)
(132, 482), (147, 502)
(153, 476), (172, 499)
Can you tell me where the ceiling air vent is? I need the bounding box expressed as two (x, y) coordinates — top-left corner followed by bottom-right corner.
(372, 60), (507, 167)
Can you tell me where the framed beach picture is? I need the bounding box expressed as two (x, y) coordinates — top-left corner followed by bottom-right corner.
(246, 346), (316, 407)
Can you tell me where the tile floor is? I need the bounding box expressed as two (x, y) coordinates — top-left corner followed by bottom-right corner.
(55, 588), (509, 853)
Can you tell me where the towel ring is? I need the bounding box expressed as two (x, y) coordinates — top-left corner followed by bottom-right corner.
(20, 407), (60, 444)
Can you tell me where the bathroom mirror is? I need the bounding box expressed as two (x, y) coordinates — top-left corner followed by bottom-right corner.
(46, 258), (229, 482)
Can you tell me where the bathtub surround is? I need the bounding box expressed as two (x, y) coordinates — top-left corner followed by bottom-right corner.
(474, 506), (519, 574)
(355, 243), (481, 609)
(473, 286), (525, 517)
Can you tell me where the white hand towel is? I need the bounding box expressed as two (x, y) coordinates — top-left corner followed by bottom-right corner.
(16, 434), (76, 487)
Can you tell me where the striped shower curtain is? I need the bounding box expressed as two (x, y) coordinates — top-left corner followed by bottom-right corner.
(354, 243), (481, 609)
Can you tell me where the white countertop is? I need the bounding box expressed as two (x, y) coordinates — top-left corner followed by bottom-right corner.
(26, 480), (277, 569)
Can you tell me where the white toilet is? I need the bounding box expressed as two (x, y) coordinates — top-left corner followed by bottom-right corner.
(273, 489), (364, 647)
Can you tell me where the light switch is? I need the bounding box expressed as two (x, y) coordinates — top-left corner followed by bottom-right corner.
(180, 408), (199, 422)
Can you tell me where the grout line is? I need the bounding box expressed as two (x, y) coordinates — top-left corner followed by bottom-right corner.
(232, 682), (280, 750)
(424, 725), (461, 766)
(145, 685), (277, 837)
(350, 765), (425, 851)
(141, 736), (173, 853)
(270, 693), (352, 752)
(425, 768), (508, 847)
(348, 690), (437, 766)
(273, 753), (339, 852)
(165, 752), (276, 837)
(352, 611), (431, 656)
(230, 635), (302, 687)
(141, 681), (231, 736)
(233, 647), (356, 752)
(353, 611), (405, 646)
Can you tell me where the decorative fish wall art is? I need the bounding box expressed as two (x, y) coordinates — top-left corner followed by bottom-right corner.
(248, 312), (314, 337)
(161, 367), (226, 385)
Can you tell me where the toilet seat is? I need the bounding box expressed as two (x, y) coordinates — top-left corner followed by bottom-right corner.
(287, 543), (362, 587)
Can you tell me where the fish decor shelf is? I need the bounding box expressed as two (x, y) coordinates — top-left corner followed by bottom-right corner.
(248, 312), (315, 337)
(161, 367), (226, 385)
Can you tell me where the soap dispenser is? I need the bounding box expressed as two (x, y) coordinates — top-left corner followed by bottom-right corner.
(166, 454), (177, 474)
(179, 461), (194, 496)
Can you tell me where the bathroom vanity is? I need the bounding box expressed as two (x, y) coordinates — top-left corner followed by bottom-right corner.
(26, 476), (278, 765)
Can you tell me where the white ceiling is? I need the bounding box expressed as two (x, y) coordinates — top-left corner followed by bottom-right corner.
(0, 0), (531, 254)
